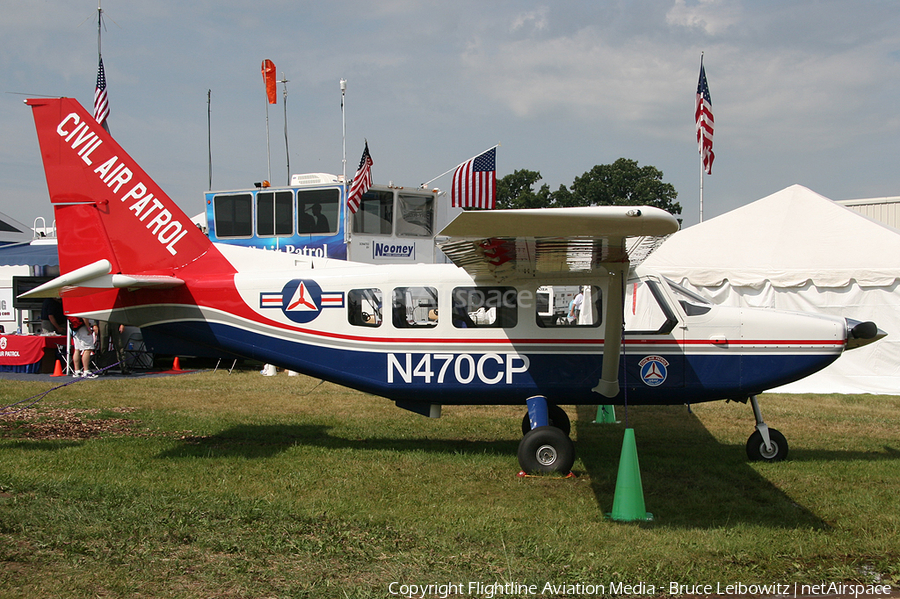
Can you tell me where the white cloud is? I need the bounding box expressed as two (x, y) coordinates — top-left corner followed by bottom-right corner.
(458, 1), (900, 154)
(460, 26), (699, 127)
(665, 0), (742, 36)
(5, 0), (900, 226)
(511, 7), (549, 33)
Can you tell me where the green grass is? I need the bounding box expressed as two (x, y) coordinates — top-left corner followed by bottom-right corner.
(1, 370), (898, 598)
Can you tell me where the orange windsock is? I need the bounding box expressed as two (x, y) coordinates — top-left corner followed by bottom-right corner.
(261, 59), (277, 104)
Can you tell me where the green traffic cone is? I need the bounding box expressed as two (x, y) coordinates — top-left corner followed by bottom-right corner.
(594, 404), (617, 424)
(609, 428), (653, 522)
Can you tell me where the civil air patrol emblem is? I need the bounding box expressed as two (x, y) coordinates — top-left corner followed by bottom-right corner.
(259, 279), (344, 324)
(639, 355), (669, 387)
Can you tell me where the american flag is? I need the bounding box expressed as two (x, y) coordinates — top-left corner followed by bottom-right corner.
(451, 147), (496, 209)
(695, 62), (714, 175)
(93, 58), (110, 129)
(346, 142), (373, 214)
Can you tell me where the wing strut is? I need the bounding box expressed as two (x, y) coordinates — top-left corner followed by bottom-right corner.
(593, 265), (626, 398)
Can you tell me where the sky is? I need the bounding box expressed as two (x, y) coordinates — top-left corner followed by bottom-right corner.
(2, 0), (900, 231)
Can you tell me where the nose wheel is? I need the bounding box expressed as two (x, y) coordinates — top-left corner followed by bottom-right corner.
(747, 428), (788, 461)
(746, 395), (789, 462)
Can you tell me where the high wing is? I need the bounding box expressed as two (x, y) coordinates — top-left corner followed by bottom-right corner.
(437, 206), (680, 397)
(437, 206), (678, 280)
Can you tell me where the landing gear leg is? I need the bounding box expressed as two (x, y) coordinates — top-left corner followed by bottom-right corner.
(746, 395), (788, 462)
(521, 400), (571, 436)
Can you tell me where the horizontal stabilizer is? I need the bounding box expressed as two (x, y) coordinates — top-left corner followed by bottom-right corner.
(18, 259), (184, 299)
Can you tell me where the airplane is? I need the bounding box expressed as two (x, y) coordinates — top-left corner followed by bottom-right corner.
(22, 97), (885, 474)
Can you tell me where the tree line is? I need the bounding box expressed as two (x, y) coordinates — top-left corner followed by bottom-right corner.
(496, 157), (681, 218)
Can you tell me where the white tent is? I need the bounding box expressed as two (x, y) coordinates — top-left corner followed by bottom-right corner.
(643, 184), (899, 394)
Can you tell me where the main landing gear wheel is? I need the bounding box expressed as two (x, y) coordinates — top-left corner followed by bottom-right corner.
(746, 428), (788, 462)
(517, 426), (575, 474)
(521, 403), (571, 436)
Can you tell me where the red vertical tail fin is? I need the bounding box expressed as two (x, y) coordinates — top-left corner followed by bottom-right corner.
(27, 97), (231, 278)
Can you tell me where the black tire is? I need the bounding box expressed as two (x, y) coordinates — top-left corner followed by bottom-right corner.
(521, 403), (571, 436)
(746, 428), (789, 462)
(517, 426), (575, 474)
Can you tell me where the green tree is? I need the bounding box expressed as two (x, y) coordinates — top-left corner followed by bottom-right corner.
(495, 158), (680, 217)
(495, 169), (558, 209)
(568, 158), (680, 215)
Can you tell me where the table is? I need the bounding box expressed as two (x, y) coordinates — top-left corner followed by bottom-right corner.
(0, 335), (66, 373)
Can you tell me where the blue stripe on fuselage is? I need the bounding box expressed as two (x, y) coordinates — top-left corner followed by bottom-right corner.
(141, 321), (841, 406)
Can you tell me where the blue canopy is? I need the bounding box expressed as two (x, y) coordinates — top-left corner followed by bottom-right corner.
(0, 242), (59, 267)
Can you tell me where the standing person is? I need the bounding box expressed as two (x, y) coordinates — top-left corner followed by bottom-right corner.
(68, 316), (98, 378)
(40, 298), (65, 335)
(96, 321), (130, 374)
(111, 323), (130, 375)
(567, 288), (584, 324)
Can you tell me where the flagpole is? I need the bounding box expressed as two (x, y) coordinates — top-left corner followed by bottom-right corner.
(95, 2), (110, 133)
(207, 89), (212, 190)
(281, 72), (290, 186)
(264, 97), (272, 184)
(698, 52), (704, 223)
(699, 159), (704, 223)
(340, 79), (348, 247)
(420, 143), (500, 188)
(341, 79), (347, 192)
(97, 2), (102, 58)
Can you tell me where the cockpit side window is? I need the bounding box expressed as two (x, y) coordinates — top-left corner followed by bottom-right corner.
(624, 279), (678, 335)
(665, 279), (712, 316)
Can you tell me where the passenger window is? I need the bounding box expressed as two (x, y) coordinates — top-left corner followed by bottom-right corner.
(352, 189), (393, 235)
(624, 279), (678, 334)
(213, 193), (252, 238)
(452, 287), (517, 328)
(348, 289), (382, 327)
(297, 189), (340, 234)
(392, 287), (438, 328)
(535, 285), (601, 328)
(256, 190), (293, 237)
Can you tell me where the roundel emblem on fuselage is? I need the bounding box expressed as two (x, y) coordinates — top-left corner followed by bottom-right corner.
(639, 355), (669, 387)
(280, 279), (323, 324)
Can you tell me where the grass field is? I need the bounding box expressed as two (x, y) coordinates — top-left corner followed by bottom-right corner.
(1, 368), (898, 598)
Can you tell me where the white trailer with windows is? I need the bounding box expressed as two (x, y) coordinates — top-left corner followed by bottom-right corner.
(204, 174), (461, 264)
